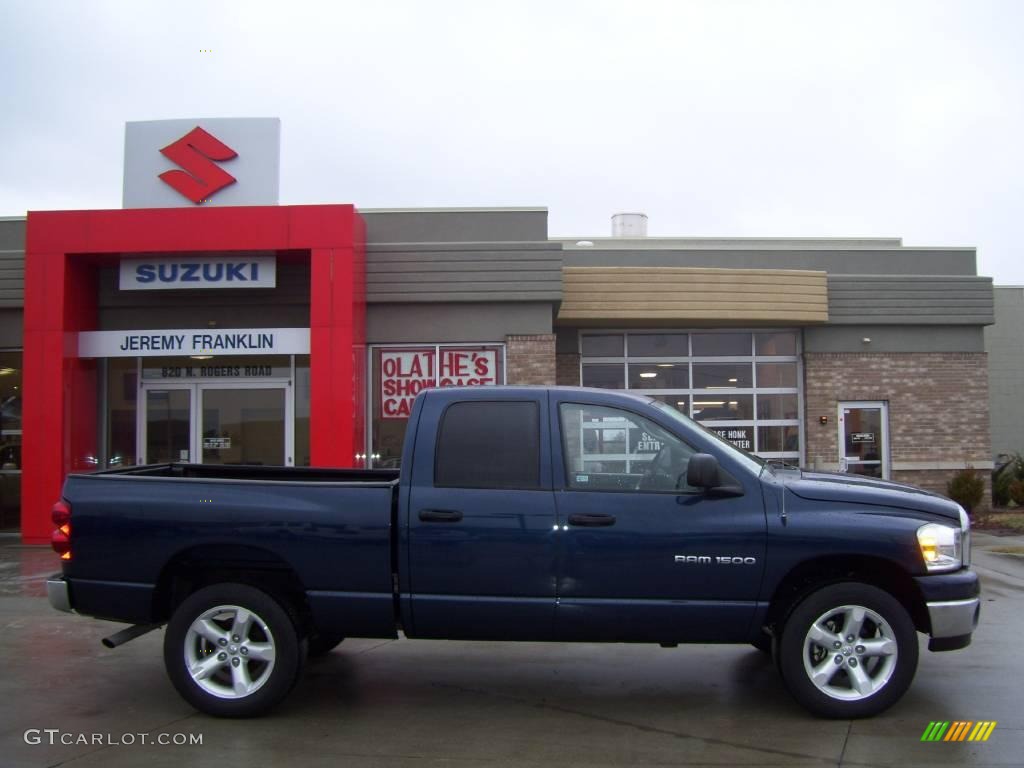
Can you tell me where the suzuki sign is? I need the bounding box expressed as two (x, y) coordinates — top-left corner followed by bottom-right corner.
(119, 256), (277, 290)
(123, 118), (280, 208)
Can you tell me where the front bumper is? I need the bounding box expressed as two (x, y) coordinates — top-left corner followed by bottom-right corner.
(927, 597), (980, 638)
(47, 575), (73, 613)
(915, 568), (980, 651)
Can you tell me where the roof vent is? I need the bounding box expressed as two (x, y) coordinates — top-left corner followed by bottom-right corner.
(611, 212), (648, 237)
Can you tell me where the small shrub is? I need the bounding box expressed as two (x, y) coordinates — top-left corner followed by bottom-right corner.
(1010, 479), (1024, 507)
(994, 470), (1012, 507)
(947, 467), (985, 514)
(993, 453), (1024, 508)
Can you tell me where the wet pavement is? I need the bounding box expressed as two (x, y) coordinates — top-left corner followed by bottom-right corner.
(2, 531), (1023, 768)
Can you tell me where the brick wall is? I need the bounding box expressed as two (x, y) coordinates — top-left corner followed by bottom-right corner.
(556, 353), (580, 386)
(505, 334), (556, 385)
(804, 352), (991, 505)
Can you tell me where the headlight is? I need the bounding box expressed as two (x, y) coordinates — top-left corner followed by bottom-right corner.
(958, 505), (972, 567)
(917, 522), (962, 573)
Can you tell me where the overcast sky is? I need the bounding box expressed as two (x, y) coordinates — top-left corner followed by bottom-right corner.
(3, 0), (1022, 281)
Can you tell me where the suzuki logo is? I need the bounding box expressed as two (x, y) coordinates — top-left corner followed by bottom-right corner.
(158, 126), (238, 204)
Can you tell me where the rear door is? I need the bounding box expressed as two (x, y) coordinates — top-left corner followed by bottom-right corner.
(405, 390), (558, 640)
(551, 393), (767, 642)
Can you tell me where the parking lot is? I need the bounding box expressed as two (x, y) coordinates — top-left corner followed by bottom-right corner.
(2, 533), (1022, 768)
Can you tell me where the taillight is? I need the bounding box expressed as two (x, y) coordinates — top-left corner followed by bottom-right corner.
(51, 501), (71, 561)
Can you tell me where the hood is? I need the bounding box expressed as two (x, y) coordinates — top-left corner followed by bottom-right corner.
(783, 470), (963, 523)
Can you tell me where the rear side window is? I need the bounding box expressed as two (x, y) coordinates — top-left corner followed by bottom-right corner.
(435, 401), (541, 489)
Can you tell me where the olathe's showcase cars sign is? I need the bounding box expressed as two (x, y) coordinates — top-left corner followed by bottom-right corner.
(380, 349), (498, 418)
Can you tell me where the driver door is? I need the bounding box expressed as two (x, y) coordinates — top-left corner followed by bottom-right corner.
(552, 398), (766, 643)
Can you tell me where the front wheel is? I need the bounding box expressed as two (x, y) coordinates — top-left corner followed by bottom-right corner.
(164, 583), (307, 717)
(777, 582), (918, 719)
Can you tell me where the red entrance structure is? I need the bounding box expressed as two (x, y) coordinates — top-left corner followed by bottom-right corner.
(22, 204), (366, 544)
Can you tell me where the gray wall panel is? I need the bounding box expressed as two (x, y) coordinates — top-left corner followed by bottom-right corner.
(985, 286), (1024, 458)
(0, 219), (25, 250)
(563, 247), (977, 276)
(367, 303), (553, 343)
(362, 209), (548, 243)
(366, 244), (562, 303)
(0, 218), (26, 308)
(828, 275), (994, 325)
(0, 309), (23, 348)
(804, 325), (986, 353)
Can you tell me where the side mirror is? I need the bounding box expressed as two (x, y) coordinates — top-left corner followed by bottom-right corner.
(685, 453), (746, 497)
(686, 453), (720, 489)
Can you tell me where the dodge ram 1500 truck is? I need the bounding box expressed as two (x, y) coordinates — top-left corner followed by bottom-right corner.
(46, 386), (979, 719)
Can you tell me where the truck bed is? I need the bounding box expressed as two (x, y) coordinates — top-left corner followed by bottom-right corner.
(60, 463), (402, 636)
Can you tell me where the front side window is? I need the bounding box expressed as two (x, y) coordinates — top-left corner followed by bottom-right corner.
(560, 403), (698, 493)
(435, 401), (540, 490)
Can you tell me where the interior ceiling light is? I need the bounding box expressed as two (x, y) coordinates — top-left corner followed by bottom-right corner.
(639, 372), (657, 378)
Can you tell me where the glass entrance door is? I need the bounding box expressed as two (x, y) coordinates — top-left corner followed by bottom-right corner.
(141, 382), (292, 466)
(144, 387), (193, 463)
(838, 401), (889, 478)
(200, 386), (288, 465)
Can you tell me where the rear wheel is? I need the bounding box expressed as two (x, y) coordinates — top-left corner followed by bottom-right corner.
(164, 583), (306, 717)
(777, 582), (918, 718)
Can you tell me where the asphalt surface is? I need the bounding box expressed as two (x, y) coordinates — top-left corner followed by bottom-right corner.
(2, 532), (1023, 768)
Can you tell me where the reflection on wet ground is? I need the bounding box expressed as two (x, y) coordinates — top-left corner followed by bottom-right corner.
(0, 536), (54, 598)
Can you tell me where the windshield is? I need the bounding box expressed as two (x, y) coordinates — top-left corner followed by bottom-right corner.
(650, 399), (767, 477)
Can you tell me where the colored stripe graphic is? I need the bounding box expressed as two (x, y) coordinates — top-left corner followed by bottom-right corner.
(969, 722), (997, 742)
(945, 721), (972, 741)
(922, 721), (996, 742)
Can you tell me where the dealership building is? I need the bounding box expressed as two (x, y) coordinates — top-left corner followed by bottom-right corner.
(0, 119), (998, 543)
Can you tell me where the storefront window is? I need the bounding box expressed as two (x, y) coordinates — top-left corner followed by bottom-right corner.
(628, 363), (688, 389)
(581, 364), (624, 389)
(580, 335), (624, 357)
(0, 351), (21, 530)
(106, 358), (138, 467)
(627, 333), (688, 357)
(294, 355), (310, 467)
(692, 332), (751, 356)
(369, 345), (504, 468)
(579, 330), (802, 461)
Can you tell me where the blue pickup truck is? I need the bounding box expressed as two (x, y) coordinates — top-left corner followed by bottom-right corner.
(46, 386), (979, 719)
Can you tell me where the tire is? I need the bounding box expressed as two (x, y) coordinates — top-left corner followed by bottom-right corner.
(307, 633), (345, 657)
(163, 583), (307, 718)
(777, 582), (918, 719)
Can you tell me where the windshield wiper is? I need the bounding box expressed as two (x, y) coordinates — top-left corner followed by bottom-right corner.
(765, 458), (801, 471)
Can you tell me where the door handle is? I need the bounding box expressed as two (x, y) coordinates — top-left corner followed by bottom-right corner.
(419, 509), (464, 523)
(567, 513), (616, 527)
